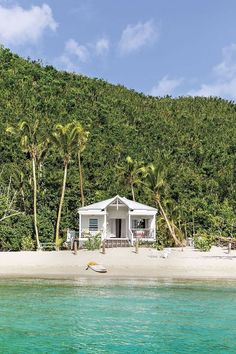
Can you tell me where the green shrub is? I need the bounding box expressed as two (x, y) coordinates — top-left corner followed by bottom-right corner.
(193, 232), (214, 252)
(84, 232), (101, 251)
(38, 208), (55, 243)
(55, 237), (64, 250)
(0, 215), (33, 251)
(21, 235), (35, 251)
(156, 243), (164, 251)
(135, 240), (156, 248)
(0, 225), (21, 251)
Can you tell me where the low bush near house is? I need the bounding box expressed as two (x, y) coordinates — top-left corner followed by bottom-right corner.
(84, 232), (101, 250)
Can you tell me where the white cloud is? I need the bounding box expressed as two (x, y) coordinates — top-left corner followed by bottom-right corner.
(57, 38), (89, 72)
(213, 44), (236, 80)
(58, 54), (79, 72)
(65, 38), (89, 63)
(149, 76), (183, 96)
(118, 20), (158, 55)
(0, 3), (57, 46)
(189, 80), (236, 98)
(189, 44), (236, 99)
(96, 37), (109, 56)
(58, 36), (110, 71)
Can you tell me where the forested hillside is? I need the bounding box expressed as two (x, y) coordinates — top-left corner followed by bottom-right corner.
(0, 47), (235, 250)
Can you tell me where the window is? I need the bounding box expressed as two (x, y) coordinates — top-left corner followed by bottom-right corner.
(89, 218), (98, 231)
(132, 219), (147, 229)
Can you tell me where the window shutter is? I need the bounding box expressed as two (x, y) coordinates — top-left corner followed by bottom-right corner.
(89, 218), (98, 231)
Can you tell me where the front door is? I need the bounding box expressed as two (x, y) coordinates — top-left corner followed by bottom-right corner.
(115, 219), (122, 238)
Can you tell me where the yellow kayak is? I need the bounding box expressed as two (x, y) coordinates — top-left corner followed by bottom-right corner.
(86, 262), (107, 273)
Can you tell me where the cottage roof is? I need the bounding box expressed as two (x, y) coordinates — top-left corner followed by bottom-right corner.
(78, 195), (157, 212)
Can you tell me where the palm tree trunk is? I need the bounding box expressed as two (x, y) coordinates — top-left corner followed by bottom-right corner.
(131, 182), (135, 201)
(157, 199), (181, 246)
(78, 151), (85, 207)
(32, 157), (40, 249)
(55, 161), (68, 249)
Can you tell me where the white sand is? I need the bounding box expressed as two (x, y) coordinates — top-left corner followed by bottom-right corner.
(0, 246), (236, 281)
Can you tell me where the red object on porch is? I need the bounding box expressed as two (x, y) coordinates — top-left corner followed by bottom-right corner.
(135, 230), (145, 237)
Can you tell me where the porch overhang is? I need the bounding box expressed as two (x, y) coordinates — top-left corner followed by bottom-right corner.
(79, 210), (106, 215)
(129, 210), (156, 216)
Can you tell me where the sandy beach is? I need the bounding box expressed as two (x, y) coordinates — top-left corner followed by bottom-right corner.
(0, 246), (235, 281)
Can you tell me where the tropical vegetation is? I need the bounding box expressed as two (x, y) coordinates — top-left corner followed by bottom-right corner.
(0, 46), (235, 250)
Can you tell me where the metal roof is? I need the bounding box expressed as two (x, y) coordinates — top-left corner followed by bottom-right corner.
(78, 195), (157, 212)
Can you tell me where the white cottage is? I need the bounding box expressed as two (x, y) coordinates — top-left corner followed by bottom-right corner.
(78, 195), (157, 246)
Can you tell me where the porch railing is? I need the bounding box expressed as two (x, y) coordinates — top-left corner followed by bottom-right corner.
(132, 229), (154, 239)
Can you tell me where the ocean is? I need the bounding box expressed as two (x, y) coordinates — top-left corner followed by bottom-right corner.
(0, 279), (235, 353)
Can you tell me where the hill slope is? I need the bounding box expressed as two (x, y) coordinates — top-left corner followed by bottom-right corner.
(0, 47), (235, 248)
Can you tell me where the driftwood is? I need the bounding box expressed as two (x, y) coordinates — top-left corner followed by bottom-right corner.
(215, 236), (236, 250)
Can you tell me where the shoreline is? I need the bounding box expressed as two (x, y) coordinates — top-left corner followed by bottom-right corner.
(0, 246), (236, 282)
(1, 275), (236, 283)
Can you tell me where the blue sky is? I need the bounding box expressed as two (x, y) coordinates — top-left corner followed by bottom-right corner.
(1, 0), (236, 100)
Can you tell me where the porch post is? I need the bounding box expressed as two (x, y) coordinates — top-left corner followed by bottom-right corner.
(128, 211), (133, 245)
(153, 214), (156, 240)
(79, 213), (82, 239)
(103, 211), (107, 241)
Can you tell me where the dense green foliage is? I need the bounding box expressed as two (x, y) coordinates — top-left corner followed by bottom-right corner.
(84, 232), (102, 251)
(0, 47), (235, 249)
(193, 232), (214, 252)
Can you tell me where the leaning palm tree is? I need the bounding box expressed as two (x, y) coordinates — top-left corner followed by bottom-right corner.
(72, 122), (89, 207)
(51, 122), (77, 248)
(145, 164), (181, 246)
(6, 120), (47, 249)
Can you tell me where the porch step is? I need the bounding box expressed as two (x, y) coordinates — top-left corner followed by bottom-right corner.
(105, 238), (130, 248)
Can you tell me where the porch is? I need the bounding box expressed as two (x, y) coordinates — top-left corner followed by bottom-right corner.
(78, 214), (156, 246)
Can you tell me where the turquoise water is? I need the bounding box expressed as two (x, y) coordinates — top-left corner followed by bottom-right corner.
(0, 280), (235, 353)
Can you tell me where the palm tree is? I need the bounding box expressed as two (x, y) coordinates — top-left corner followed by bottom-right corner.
(145, 164), (181, 246)
(72, 122), (89, 207)
(51, 122), (77, 248)
(118, 156), (144, 201)
(6, 120), (46, 249)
